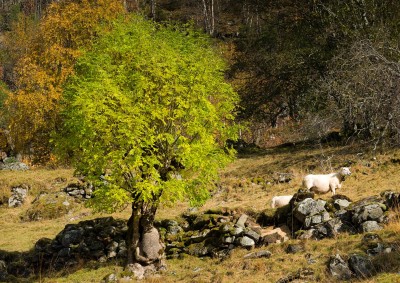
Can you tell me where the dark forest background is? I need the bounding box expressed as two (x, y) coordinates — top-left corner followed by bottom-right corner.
(2, 0), (400, 162)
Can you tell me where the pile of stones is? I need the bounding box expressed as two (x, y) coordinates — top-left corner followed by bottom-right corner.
(258, 190), (398, 241)
(1, 189), (399, 281)
(63, 182), (94, 200)
(0, 217), (127, 281)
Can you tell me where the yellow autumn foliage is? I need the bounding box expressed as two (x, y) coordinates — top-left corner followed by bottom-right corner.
(5, 0), (126, 162)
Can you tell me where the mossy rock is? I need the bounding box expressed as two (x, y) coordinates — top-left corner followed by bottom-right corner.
(203, 207), (233, 216)
(250, 176), (267, 186)
(21, 192), (76, 221)
(185, 241), (208, 256)
(219, 223), (235, 235)
(190, 214), (221, 230)
(325, 200), (337, 213)
(185, 238), (219, 257)
(165, 231), (186, 242)
(256, 209), (275, 226)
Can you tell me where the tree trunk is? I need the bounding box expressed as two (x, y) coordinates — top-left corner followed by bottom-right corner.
(150, 0), (156, 20)
(126, 201), (164, 268)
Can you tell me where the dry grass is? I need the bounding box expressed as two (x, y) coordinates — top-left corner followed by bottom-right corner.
(2, 144), (400, 282)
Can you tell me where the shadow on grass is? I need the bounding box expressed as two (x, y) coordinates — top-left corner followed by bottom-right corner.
(0, 216), (127, 282)
(230, 137), (369, 179)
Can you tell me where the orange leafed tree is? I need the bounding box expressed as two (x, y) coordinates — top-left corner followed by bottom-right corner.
(5, 0), (126, 162)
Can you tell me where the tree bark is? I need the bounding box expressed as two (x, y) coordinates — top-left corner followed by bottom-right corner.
(126, 201), (164, 267)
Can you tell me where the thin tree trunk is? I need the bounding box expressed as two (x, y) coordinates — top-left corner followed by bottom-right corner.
(150, 0), (156, 20)
(201, 0), (210, 34)
(123, 0), (139, 12)
(210, 0), (214, 35)
(126, 201), (142, 265)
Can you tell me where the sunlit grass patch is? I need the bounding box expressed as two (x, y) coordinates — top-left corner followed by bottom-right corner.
(2, 145), (400, 282)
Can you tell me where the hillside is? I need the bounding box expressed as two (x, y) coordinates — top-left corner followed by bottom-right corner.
(1, 143), (400, 282)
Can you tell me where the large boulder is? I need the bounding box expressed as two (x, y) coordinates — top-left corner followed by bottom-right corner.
(139, 227), (164, 262)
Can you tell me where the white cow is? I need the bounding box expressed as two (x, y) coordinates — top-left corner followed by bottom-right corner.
(271, 195), (293, 208)
(302, 167), (351, 195)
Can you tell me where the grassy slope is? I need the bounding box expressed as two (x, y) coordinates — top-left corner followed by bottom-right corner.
(1, 144), (400, 282)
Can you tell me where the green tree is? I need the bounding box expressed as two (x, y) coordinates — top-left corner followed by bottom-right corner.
(56, 15), (238, 268)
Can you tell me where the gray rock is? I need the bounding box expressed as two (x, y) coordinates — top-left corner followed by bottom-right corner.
(219, 223), (234, 233)
(236, 214), (248, 228)
(239, 236), (255, 248)
(329, 254), (353, 280)
(324, 217), (355, 238)
(106, 241), (119, 258)
(289, 190), (315, 207)
(162, 219), (183, 235)
(167, 224), (183, 235)
(260, 226), (290, 244)
(348, 254), (375, 278)
(334, 199), (351, 210)
(244, 229), (260, 242)
(186, 242), (211, 257)
(304, 211), (331, 228)
(57, 248), (71, 258)
(274, 172), (293, 183)
(0, 160), (29, 171)
(381, 190), (400, 209)
(361, 221), (382, 232)
(61, 229), (84, 247)
(127, 263), (145, 280)
(276, 268), (315, 283)
(297, 229), (318, 240)
(305, 253), (317, 264)
(352, 203), (385, 224)
(232, 226), (244, 236)
(88, 240), (104, 251)
(102, 273), (118, 283)
(34, 237), (52, 253)
(139, 227), (163, 262)
(286, 244), (305, 254)
(117, 240), (127, 257)
(244, 250), (271, 259)
(64, 182), (93, 199)
(8, 186), (29, 207)
(294, 198), (327, 224)
(0, 260), (6, 272)
(223, 236), (235, 244)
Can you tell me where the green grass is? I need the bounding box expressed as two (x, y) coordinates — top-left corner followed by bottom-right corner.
(2, 144), (400, 282)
